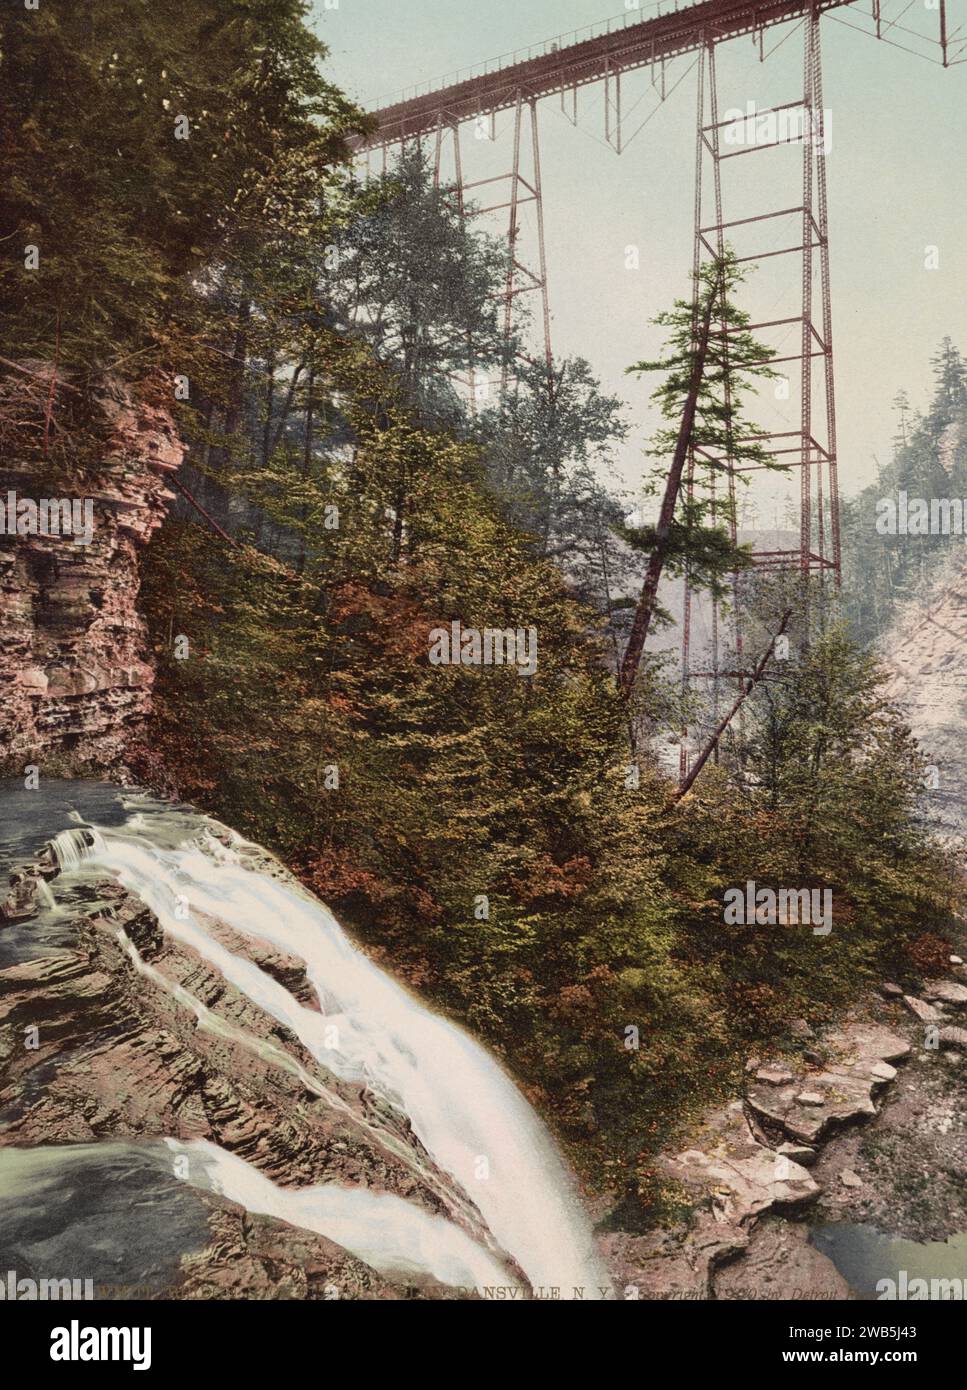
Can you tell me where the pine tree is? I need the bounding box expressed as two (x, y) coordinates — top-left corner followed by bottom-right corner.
(927, 337), (967, 433)
(0, 0), (363, 379)
(618, 252), (778, 694)
(327, 147), (513, 426)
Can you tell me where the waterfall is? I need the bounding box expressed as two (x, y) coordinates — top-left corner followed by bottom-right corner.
(50, 826), (104, 873)
(35, 877), (57, 911)
(164, 1139), (514, 1290)
(51, 816), (609, 1298)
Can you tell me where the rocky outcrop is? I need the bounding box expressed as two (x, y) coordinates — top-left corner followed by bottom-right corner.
(600, 1099), (824, 1300)
(880, 551), (967, 835)
(0, 369), (183, 768)
(603, 1018), (916, 1298)
(607, 931), (967, 1299)
(171, 1204), (424, 1301)
(745, 1024), (910, 1144)
(602, 1209), (750, 1301)
(713, 1218), (851, 1300)
(808, 1001), (967, 1244)
(666, 1101), (821, 1221)
(0, 864), (497, 1298)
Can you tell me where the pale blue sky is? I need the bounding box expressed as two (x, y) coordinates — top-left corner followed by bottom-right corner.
(310, 1), (967, 508)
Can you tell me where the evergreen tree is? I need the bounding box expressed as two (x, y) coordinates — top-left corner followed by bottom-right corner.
(0, 0), (363, 380)
(327, 147), (513, 427)
(618, 252), (778, 694)
(927, 336), (967, 433)
(475, 354), (630, 590)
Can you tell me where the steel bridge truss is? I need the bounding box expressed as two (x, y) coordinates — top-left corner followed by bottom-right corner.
(354, 0), (962, 779)
(679, 7), (840, 777)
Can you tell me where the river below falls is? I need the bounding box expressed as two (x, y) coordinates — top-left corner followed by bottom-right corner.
(809, 1224), (967, 1299)
(0, 1143), (213, 1298)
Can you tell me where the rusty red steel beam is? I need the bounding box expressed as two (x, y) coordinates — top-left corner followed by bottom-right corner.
(361, 0), (857, 147)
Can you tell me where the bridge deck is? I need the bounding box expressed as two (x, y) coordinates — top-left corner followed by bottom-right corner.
(364, 0), (855, 146)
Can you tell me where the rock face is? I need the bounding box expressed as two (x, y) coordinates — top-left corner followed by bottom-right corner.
(601, 1213), (749, 1302)
(879, 551), (967, 836)
(172, 1204), (405, 1301)
(0, 871), (494, 1299)
(666, 1102), (820, 1225)
(605, 1018), (914, 1299)
(0, 370), (183, 768)
(599, 1101), (822, 1300)
(2, 897), (417, 1191)
(746, 1025), (910, 1144)
(713, 1218), (851, 1301)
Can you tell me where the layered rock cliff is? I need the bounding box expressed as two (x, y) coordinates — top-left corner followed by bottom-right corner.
(0, 368), (183, 769)
(0, 843), (495, 1299)
(879, 550), (967, 837)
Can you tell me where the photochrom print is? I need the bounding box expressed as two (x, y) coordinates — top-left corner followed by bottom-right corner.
(2, 0), (967, 1361)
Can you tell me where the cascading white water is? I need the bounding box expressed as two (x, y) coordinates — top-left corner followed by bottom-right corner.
(52, 816), (609, 1298)
(35, 877), (57, 911)
(164, 1139), (513, 1290)
(51, 826), (103, 872)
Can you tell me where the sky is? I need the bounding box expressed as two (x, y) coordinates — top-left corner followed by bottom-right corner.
(308, 0), (967, 511)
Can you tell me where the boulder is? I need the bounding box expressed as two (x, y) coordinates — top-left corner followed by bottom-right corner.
(663, 1105), (820, 1227)
(600, 1213), (748, 1301)
(869, 1060), (898, 1083)
(713, 1219), (850, 1301)
(0, 869), (43, 923)
(756, 1063), (795, 1086)
(904, 995), (942, 1024)
(923, 979), (967, 1008)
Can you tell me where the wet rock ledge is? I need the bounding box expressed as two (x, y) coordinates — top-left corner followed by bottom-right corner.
(601, 966), (967, 1301)
(0, 863), (491, 1299)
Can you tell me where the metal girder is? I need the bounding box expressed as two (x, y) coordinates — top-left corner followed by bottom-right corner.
(357, 0), (855, 149)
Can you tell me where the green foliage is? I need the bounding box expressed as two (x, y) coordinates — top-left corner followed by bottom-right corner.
(842, 337), (967, 644)
(0, 0), (364, 374)
(328, 148), (513, 426)
(629, 252), (779, 480)
(623, 252), (778, 605)
(139, 341), (956, 1214)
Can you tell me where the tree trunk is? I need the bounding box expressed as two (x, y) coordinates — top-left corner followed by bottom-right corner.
(675, 609), (792, 801)
(298, 356), (316, 574)
(618, 286), (717, 697)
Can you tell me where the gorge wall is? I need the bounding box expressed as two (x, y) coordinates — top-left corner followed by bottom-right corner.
(0, 371), (183, 771)
(879, 550), (967, 838)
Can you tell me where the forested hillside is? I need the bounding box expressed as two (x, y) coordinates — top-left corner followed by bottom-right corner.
(842, 340), (967, 645)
